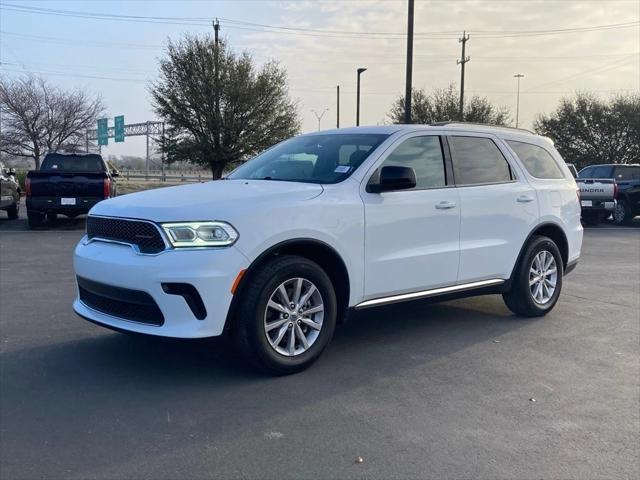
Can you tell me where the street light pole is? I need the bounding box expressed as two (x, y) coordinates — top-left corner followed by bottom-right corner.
(356, 67), (367, 126)
(404, 0), (414, 124)
(336, 85), (340, 128)
(514, 73), (525, 128)
(311, 108), (329, 131)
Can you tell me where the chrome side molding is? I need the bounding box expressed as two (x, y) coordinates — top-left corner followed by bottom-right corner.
(355, 278), (506, 309)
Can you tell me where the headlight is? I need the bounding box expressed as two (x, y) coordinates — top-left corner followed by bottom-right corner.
(161, 221), (238, 248)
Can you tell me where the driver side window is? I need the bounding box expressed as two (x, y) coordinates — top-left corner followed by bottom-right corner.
(380, 136), (446, 189)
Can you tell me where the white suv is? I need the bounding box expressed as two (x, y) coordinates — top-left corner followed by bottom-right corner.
(73, 123), (583, 374)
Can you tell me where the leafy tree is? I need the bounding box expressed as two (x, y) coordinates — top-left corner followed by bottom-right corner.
(151, 35), (300, 179)
(534, 92), (640, 169)
(0, 75), (104, 169)
(388, 84), (510, 126)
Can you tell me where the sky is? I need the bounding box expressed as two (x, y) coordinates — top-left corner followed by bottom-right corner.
(1, 0), (638, 160)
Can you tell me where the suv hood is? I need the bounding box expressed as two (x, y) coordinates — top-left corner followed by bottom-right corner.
(90, 179), (324, 222)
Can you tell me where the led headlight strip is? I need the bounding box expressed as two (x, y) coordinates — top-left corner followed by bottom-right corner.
(161, 221), (238, 248)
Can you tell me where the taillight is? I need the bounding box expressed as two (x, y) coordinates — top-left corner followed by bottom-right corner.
(25, 177), (32, 197)
(613, 183), (618, 199)
(103, 178), (111, 198)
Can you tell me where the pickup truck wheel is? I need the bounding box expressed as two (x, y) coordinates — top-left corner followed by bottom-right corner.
(233, 255), (337, 375)
(27, 211), (45, 229)
(613, 201), (633, 225)
(503, 236), (563, 317)
(581, 211), (603, 226)
(6, 202), (19, 220)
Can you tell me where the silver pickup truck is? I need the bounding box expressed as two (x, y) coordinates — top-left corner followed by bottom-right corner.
(575, 167), (617, 225)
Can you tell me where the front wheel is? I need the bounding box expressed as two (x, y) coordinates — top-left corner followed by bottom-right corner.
(503, 236), (563, 317)
(233, 255), (337, 375)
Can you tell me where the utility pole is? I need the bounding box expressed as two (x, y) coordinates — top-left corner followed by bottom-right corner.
(514, 73), (525, 128)
(457, 31), (470, 121)
(356, 67), (367, 126)
(311, 108), (328, 131)
(404, 0), (414, 124)
(213, 18), (221, 168)
(336, 85), (340, 128)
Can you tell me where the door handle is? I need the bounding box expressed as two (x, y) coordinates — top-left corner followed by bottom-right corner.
(517, 195), (535, 203)
(435, 201), (457, 210)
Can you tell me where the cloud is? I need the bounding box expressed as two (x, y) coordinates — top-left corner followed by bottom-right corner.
(236, 0), (639, 131)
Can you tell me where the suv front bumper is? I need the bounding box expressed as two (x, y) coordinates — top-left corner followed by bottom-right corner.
(73, 237), (250, 338)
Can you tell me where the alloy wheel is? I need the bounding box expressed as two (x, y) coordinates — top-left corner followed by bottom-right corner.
(529, 250), (558, 305)
(263, 277), (324, 356)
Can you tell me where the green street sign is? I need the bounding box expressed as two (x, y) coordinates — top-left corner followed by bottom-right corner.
(97, 118), (108, 146)
(114, 115), (125, 142)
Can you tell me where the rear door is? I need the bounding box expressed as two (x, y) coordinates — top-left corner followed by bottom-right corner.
(361, 133), (460, 299)
(448, 134), (538, 283)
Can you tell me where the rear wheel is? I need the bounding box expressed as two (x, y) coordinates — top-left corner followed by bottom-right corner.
(582, 211), (605, 226)
(27, 210), (45, 229)
(6, 202), (19, 220)
(503, 236), (563, 317)
(613, 200), (633, 225)
(233, 255), (337, 375)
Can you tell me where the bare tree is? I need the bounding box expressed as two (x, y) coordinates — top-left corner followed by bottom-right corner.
(0, 75), (104, 169)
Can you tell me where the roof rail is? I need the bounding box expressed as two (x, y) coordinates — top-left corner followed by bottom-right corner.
(430, 121), (535, 135)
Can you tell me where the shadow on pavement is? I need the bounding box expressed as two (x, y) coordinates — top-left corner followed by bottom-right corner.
(0, 295), (533, 478)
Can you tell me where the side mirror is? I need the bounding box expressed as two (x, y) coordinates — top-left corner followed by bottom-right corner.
(110, 170), (120, 178)
(367, 165), (416, 193)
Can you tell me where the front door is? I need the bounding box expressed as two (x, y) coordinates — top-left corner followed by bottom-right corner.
(361, 134), (460, 300)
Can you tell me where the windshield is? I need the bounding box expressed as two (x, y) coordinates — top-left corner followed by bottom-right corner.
(41, 154), (105, 173)
(228, 133), (389, 184)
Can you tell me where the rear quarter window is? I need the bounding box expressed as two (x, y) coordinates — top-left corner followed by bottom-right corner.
(506, 141), (564, 179)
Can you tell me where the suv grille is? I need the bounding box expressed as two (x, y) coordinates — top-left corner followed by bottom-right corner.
(77, 276), (164, 326)
(86, 216), (166, 254)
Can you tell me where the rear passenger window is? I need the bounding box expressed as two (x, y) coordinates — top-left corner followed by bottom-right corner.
(448, 136), (513, 185)
(615, 167), (640, 180)
(506, 140), (564, 179)
(381, 136), (446, 189)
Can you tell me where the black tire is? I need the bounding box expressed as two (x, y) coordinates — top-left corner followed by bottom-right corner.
(6, 202), (19, 220)
(613, 200), (633, 225)
(581, 211), (604, 226)
(233, 255), (337, 375)
(503, 235), (564, 317)
(46, 212), (58, 223)
(27, 210), (45, 229)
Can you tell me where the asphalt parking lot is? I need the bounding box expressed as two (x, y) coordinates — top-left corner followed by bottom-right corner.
(1, 202), (639, 479)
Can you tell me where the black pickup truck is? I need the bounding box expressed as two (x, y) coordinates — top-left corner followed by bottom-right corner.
(26, 153), (118, 228)
(578, 164), (640, 225)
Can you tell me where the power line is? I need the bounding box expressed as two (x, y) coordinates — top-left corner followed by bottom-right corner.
(1, 3), (638, 40)
(524, 56), (636, 92)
